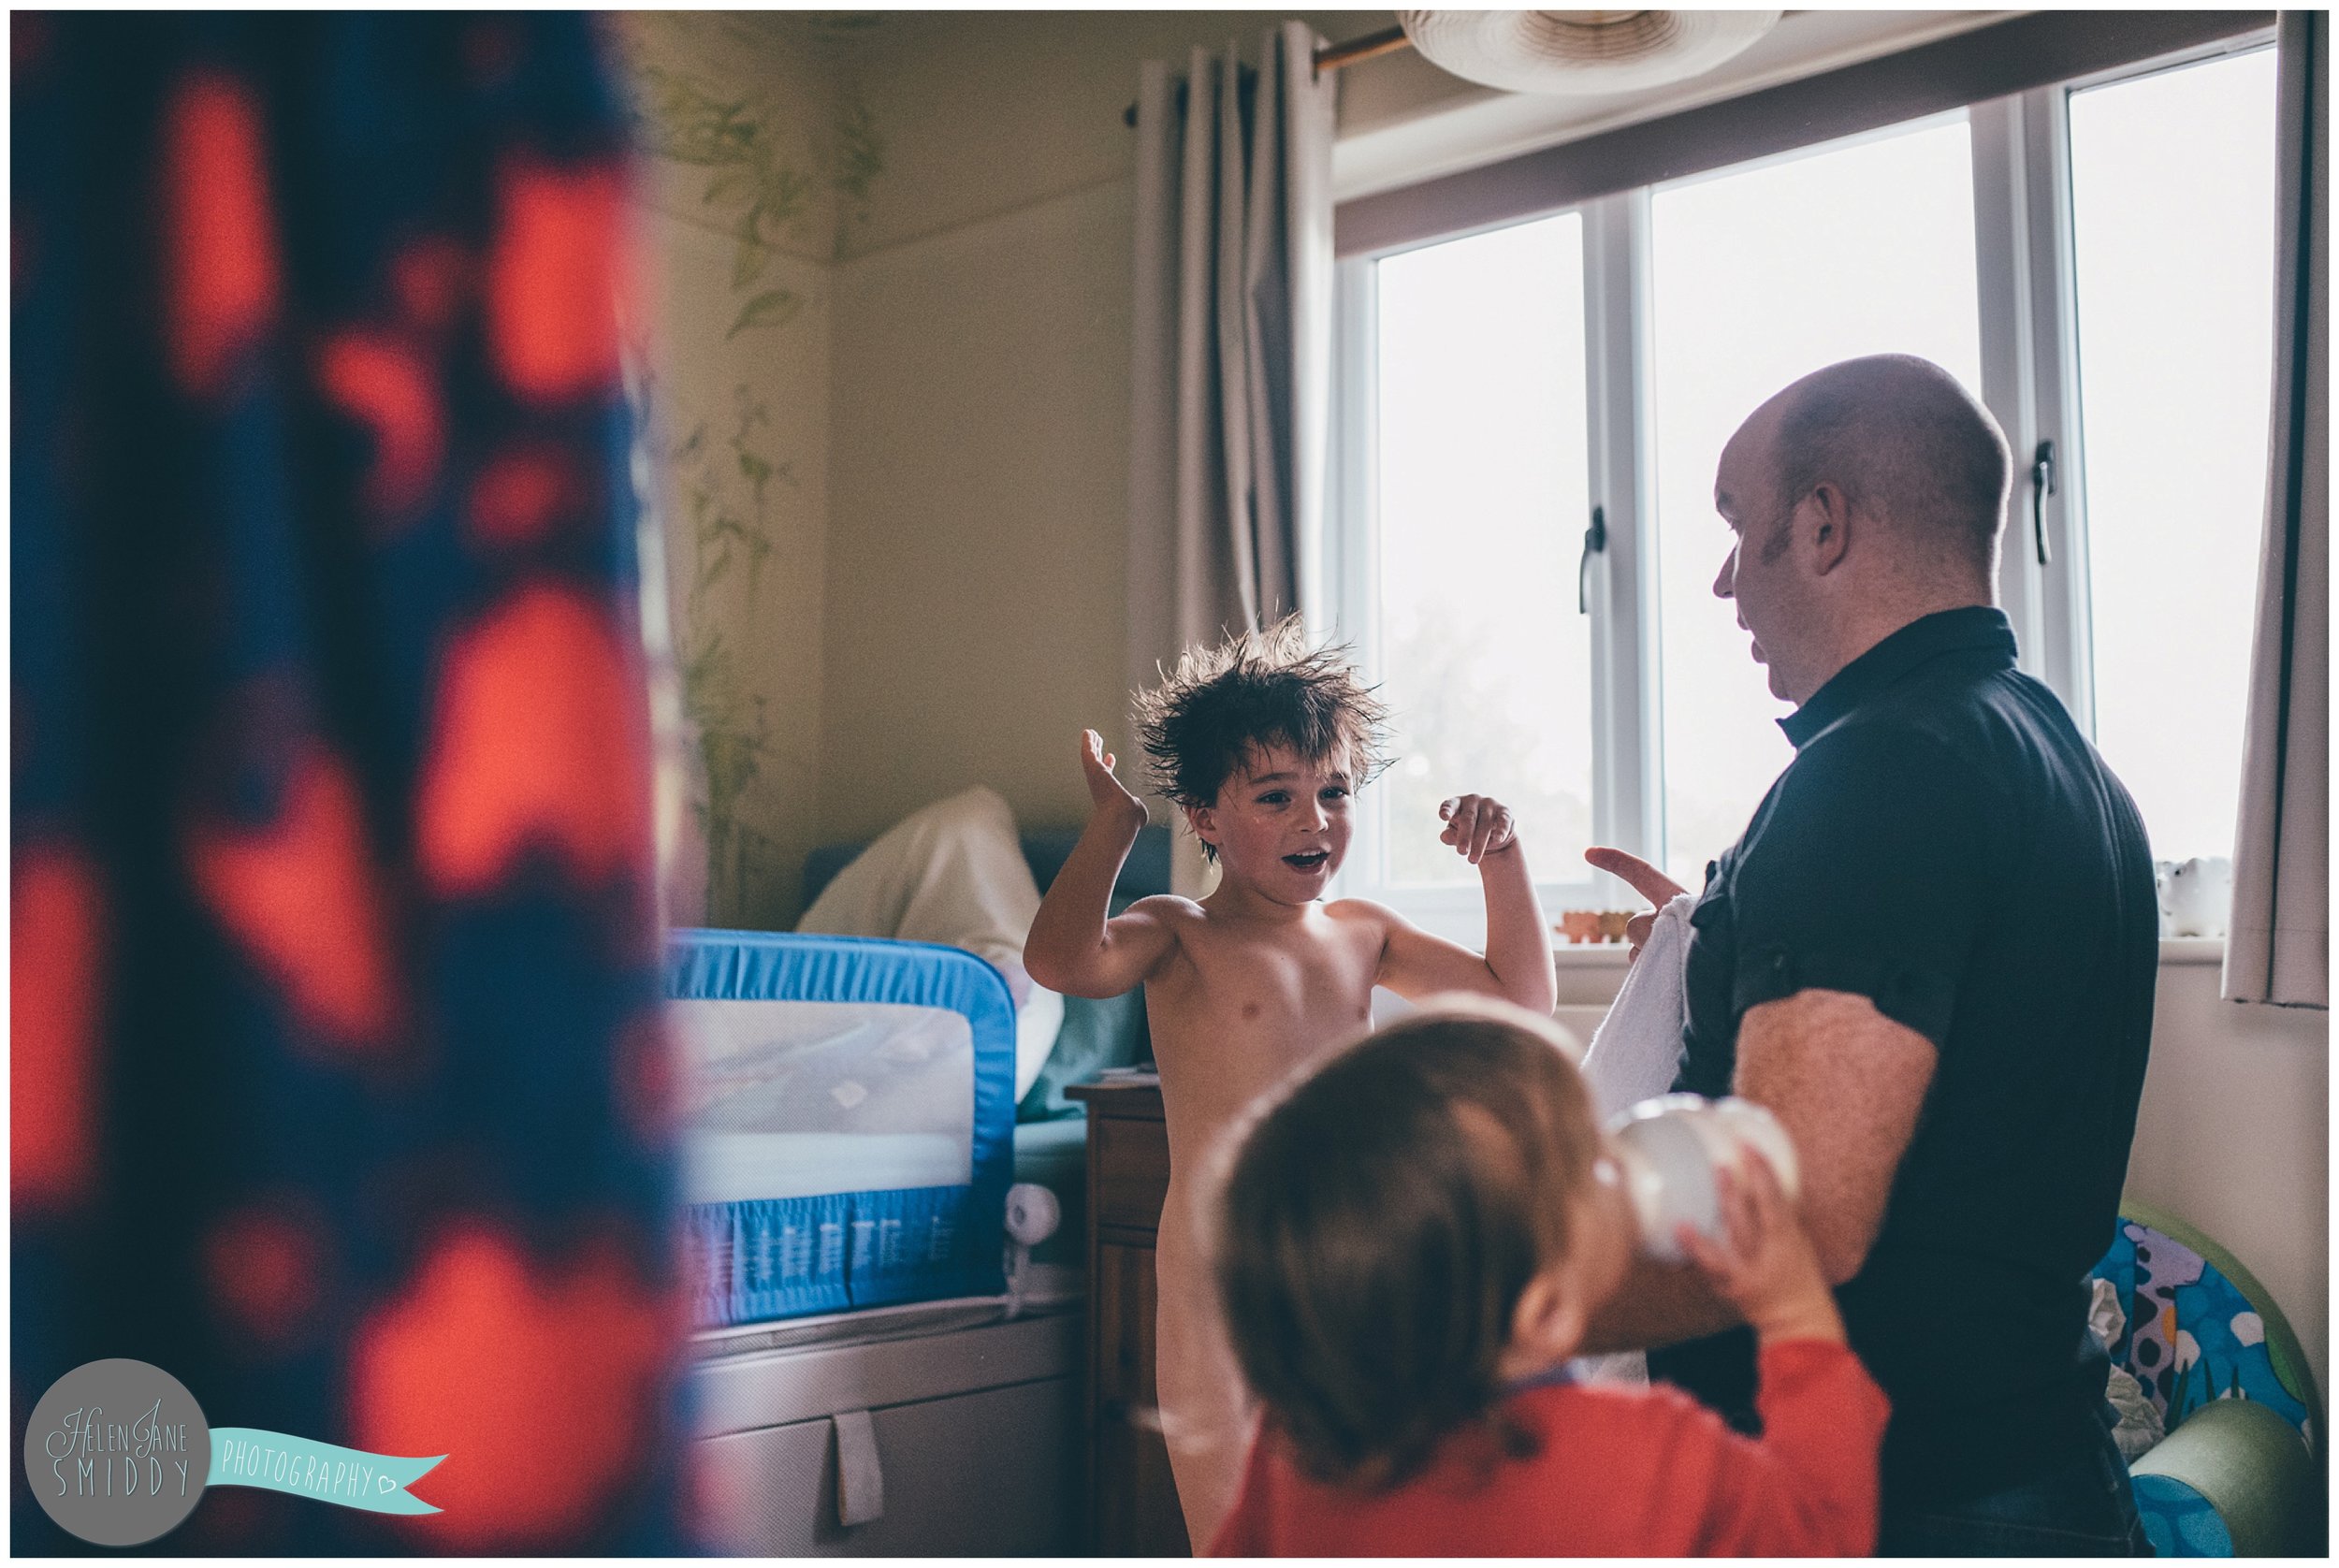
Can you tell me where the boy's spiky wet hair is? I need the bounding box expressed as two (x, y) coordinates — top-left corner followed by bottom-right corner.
(1134, 617), (1391, 834)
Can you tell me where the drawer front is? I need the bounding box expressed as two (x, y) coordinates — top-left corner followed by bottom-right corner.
(690, 1305), (1080, 1439)
(695, 1376), (1080, 1555)
(1092, 1113), (1171, 1233)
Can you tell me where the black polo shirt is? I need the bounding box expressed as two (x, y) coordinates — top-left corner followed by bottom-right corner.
(1648, 605), (2158, 1508)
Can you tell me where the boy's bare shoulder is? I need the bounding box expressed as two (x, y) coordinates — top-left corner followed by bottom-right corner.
(1124, 893), (1205, 924)
(1322, 897), (1407, 936)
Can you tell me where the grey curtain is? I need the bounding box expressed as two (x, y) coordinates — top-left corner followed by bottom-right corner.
(1126, 22), (1337, 683)
(2226, 11), (2329, 1009)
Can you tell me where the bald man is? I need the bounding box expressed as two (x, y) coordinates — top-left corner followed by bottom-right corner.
(1587, 356), (2158, 1555)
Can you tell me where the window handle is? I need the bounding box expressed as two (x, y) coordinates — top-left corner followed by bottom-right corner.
(1578, 505), (1607, 614)
(2029, 440), (2056, 567)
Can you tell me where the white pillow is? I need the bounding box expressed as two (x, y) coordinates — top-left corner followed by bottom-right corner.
(797, 785), (1065, 1099)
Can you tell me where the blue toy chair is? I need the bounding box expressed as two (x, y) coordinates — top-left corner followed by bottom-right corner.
(2090, 1202), (2324, 1556)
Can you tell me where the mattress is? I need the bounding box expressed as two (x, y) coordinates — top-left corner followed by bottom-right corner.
(669, 930), (1017, 1328)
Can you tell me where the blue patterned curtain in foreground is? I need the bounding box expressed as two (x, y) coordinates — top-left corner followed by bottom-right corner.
(13, 14), (680, 1552)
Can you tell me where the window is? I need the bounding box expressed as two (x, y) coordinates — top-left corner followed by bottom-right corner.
(1369, 213), (1593, 904)
(1331, 35), (2279, 938)
(2067, 50), (2280, 863)
(1649, 117), (1983, 889)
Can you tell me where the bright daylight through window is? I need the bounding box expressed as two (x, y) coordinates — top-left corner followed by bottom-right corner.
(2069, 49), (2278, 864)
(1373, 213), (1592, 890)
(1651, 117), (1980, 889)
(1335, 37), (2278, 929)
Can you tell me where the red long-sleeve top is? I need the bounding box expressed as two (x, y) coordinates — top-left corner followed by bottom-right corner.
(1210, 1339), (1889, 1558)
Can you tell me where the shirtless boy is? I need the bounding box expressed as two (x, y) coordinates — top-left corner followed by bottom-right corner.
(1024, 620), (1557, 1546)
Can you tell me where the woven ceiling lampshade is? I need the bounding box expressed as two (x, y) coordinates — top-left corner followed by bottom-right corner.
(1398, 10), (1783, 94)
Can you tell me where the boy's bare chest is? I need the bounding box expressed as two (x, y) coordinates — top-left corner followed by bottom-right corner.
(1151, 922), (1381, 1037)
(1141, 919), (1384, 1197)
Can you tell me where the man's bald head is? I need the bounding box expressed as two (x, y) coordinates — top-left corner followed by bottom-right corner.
(1760, 355), (2011, 587)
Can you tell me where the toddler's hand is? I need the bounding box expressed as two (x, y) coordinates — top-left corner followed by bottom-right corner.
(1080, 730), (1148, 830)
(1676, 1150), (1845, 1346)
(1438, 794), (1517, 864)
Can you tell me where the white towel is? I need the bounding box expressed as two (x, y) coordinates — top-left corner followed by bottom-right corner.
(1579, 893), (1696, 1120)
(1563, 895), (1695, 1393)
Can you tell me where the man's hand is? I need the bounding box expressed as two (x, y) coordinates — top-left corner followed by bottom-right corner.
(1080, 729), (1148, 833)
(1676, 1151), (1845, 1347)
(1584, 846), (1687, 960)
(1439, 794), (1518, 865)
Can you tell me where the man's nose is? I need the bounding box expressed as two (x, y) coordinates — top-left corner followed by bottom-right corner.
(1712, 545), (1736, 600)
(1299, 795), (1328, 830)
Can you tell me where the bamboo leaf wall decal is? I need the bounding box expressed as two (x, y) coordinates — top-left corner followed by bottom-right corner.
(726, 288), (799, 341)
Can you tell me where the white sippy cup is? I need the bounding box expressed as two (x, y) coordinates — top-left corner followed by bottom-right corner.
(1605, 1094), (1801, 1263)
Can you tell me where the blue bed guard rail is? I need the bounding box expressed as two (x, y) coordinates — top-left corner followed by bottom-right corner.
(667, 929), (1018, 1328)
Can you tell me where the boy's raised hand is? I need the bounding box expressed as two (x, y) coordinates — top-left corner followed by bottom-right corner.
(1080, 729), (1148, 831)
(1676, 1150), (1846, 1347)
(1438, 794), (1518, 865)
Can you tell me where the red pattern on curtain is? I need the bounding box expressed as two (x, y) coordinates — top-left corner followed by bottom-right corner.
(13, 15), (684, 1552)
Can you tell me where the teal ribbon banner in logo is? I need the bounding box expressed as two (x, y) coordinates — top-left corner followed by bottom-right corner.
(207, 1429), (444, 1515)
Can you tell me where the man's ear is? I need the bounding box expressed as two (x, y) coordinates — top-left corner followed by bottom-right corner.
(1508, 1267), (1591, 1369)
(1804, 482), (1852, 575)
(1184, 802), (1218, 850)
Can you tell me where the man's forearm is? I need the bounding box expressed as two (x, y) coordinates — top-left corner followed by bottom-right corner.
(1579, 1254), (1747, 1356)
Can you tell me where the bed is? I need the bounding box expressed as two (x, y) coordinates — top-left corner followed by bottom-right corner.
(673, 824), (1168, 1330)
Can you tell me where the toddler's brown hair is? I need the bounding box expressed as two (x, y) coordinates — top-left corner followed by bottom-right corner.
(1211, 1002), (1601, 1489)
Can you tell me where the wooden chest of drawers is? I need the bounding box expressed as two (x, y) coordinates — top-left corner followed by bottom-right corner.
(1066, 1077), (1190, 1556)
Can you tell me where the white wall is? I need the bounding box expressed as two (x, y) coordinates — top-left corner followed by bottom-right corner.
(818, 10), (1388, 846)
(617, 13), (843, 928)
(2127, 953), (2329, 1399)
(823, 181), (1137, 843)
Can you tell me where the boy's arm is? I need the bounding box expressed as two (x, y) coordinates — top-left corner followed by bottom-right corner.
(1375, 795), (1557, 1013)
(1024, 731), (1180, 999)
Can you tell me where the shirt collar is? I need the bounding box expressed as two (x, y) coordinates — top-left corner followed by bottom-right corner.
(1779, 605), (2018, 750)
(1500, 1360), (1578, 1398)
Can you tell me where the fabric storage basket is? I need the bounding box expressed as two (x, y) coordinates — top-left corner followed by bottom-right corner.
(668, 930), (1017, 1328)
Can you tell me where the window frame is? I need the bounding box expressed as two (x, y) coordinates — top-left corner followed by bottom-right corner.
(1327, 26), (2279, 940)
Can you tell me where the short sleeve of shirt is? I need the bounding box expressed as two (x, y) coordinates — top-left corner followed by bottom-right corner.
(1725, 721), (1997, 1048)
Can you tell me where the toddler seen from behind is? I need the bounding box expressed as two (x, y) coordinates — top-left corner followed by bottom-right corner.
(1209, 1000), (1889, 1557)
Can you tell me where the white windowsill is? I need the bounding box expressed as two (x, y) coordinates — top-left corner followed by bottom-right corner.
(1547, 936), (2227, 984)
(1551, 943), (1634, 965)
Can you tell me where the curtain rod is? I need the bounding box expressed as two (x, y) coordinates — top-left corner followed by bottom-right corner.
(1120, 23), (1412, 127)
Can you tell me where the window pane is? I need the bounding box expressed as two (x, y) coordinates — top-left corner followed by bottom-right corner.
(1650, 119), (1983, 888)
(2070, 50), (2277, 864)
(1374, 213), (1592, 887)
